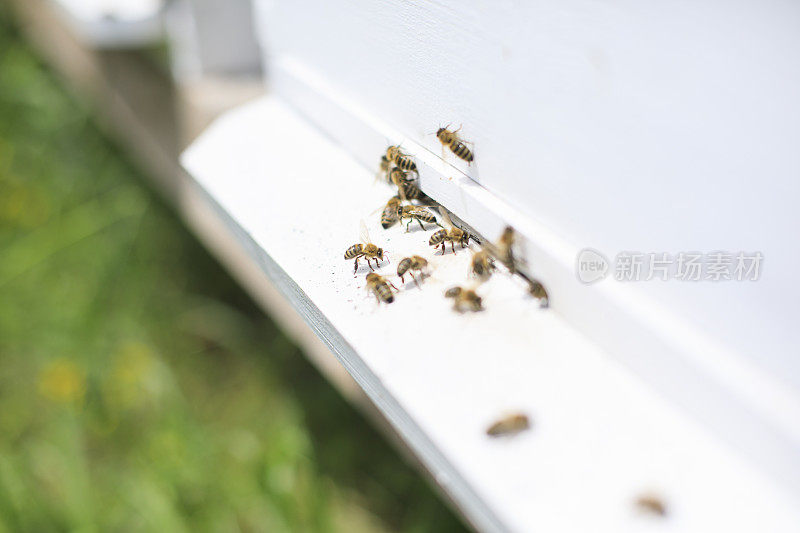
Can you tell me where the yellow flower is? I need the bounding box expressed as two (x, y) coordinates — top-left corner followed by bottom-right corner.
(38, 358), (86, 405)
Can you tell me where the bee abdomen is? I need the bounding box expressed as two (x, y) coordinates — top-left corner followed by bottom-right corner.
(397, 257), (412, 277)
(450, 141), (474, 162)
(395, 155), (417, 172)
(381, 206), (399, 229)
(429, 230), (447, 246)
(344, 244), (363, 259)
(399, 180), (420, 200)
(375, 283), (394, 303)
(416, 211), (436, 223)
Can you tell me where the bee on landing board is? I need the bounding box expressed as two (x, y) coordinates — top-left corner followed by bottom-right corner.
(397, 205), (438, 232)
(470, 249), (496, 280)
(444, 286), (483, 313)
(635, 494), (667, 517)
(495, 226), (516, 272)
(344, 221), (387, 274)
(436, 125), (474, 163)
(429, 207), (470, 254)
(486, 413), (530, 437)
(380, 196), (401, 229)
(396, 255), (429, 288)
(386, 145), (417, 173)
(365, 272), (398, 304)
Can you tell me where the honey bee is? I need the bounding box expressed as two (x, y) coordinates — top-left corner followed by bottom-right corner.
(378, 154), (392, 182)
(470, 249), (496, 280)
(396, 255), (429, 287)
(344, 221), (387, 274)
(436, 125), (474, 163)
(429, 208), (470, 254)
(397, 205), (438, 232)
(635, 494), (667, 517)
(486, 413), (530, 437)
(398, 179), (423, 201)
(387, 167), (422, 201)
(365, 272), (398, 304)
(386, 145), (417, 173)
(444, 286), (483, 312)
(380, 195), (401, 229)
(528, 279), (549, 308)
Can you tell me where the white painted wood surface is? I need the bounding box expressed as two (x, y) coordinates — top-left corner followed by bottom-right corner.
(250, 0), (800, 497)
(182, 95), (800, 533)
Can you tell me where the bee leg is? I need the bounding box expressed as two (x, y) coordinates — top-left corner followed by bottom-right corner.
(353, 258), (359, 275)
(405, 220), (411, 232)
(368, 259), (375, 271)
(451, 241), (457, 254)
(416, 219), (425, 231)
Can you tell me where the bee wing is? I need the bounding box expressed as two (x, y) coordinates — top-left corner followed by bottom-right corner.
(359, 219), (372, 244)
(437, 207), (454, 229)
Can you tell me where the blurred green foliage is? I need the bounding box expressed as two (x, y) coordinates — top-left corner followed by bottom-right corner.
(0, 8), (466, 533)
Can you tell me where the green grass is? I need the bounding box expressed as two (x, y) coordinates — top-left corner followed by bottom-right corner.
(0, 8), (467, 533)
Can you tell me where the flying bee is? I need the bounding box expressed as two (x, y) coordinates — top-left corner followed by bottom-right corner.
(397, 205), (438, 232)
(429, 207), (470, 254)
(444, 286), (483, 313)
(470, 249), (496, 280)
(378, 154), (392, 182)
(365, 272), (398, 304)
(396, 255), (429, 287)
(486, 413), (530, 437)
(380, 195), (401, 229)
(528, 279), (549, 308)
(344, 220), (387, 274)
(386, 145), (417, 173)
(436, 125), (474, 163)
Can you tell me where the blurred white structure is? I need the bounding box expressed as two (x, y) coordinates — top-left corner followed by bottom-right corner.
(249, 0), (800, 496)
(49, 0), (165, 47)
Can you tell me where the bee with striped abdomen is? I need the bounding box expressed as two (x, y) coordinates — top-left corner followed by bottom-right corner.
(398, 205), (438, 232)
(429, 208), (470, 254)
(396, 255), (429, 287)
(344, 221), (387, 274)
(436, 125), (474, 163)
(380, 196), (401, 229)
(386, 145), (417, 173)
(470, 249), (496, 280)
(486, 413), (530, 437)
(444, 286), (483, 313)
(365, 272), (398, 304)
